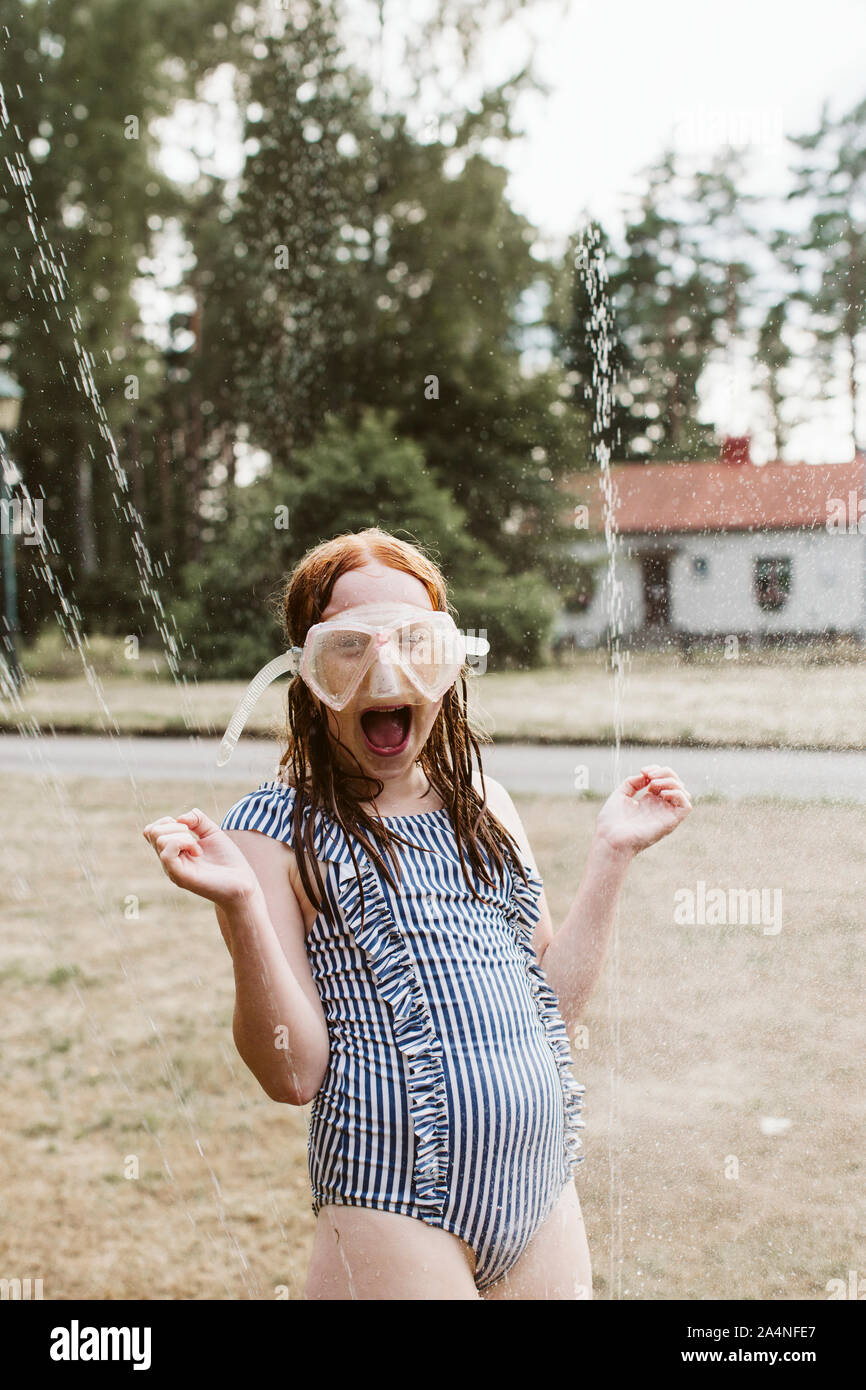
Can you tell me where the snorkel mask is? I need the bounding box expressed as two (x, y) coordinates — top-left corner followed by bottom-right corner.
(217, 601), (490, 766)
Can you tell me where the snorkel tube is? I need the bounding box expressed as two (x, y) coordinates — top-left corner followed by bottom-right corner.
(216, 648), (302, 767)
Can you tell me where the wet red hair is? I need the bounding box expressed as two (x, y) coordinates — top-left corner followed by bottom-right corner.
(275, 527), (529, 925)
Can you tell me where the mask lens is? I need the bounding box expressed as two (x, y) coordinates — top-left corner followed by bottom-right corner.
(302, 607), (466, 708)
(308, 627), (375, 705)
(396, 617), (463, 695)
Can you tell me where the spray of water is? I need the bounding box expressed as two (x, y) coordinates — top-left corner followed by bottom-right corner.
(576, 220), (629, 1300)
(1, 77), (195, 710)
(0, 71), (279, 1295)
(0, 515), (264, 1295)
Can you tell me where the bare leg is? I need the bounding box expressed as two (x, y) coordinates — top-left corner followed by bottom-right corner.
(480, 1181), (592, 1301)
(305, 1205), (481, 1300)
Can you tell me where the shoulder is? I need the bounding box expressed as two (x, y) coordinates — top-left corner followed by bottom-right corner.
(220, 780), (352, 867)
(472, 771), (516, 821)
(472, 771), (547, 924)
(221, 780), (298, 840)
(472, 771), (537, 866)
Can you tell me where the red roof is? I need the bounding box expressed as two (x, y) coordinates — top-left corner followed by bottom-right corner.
(561, 458), (866, 534)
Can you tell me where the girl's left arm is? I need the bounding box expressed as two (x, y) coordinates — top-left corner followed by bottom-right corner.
(483, 765), (692, 1039)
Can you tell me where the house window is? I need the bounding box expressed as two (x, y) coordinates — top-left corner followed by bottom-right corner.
(562, 561), (597, 614)
(692, 556), (709, 577)
(754, 557), (791, 612)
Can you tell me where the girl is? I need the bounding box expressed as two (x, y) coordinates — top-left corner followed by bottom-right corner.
(143, 527), (691, 1300)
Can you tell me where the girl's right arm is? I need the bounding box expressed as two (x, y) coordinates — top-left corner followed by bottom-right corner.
(143, 809), (329, 1105)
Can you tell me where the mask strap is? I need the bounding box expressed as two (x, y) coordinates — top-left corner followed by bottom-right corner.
(463, 633), (490, 657)
(217, 648), (302, 766)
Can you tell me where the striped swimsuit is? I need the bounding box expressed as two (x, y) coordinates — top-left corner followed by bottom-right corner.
(221, 779), (585, 1292)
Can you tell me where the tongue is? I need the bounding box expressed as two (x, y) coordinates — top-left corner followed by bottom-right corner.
(362, 708), (407, 749)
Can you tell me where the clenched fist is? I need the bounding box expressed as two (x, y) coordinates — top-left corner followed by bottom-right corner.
(142, 808), (261, 907)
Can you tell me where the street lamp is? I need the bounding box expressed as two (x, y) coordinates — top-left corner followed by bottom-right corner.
(0, 368), (25, 690)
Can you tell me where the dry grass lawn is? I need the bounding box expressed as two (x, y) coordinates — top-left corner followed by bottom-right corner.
(7, 644), (866, 748)
(0, 772), (862, 1300)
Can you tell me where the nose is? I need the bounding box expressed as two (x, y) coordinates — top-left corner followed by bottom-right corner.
(365, 642), (405, 699)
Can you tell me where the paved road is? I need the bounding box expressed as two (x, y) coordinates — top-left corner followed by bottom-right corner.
(1, 732), (864, 802)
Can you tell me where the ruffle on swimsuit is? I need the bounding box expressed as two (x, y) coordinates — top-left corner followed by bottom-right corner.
(502, 873), (587, 1174)
(327, 828), (585, 1223)
(335, 856), (452, 1217)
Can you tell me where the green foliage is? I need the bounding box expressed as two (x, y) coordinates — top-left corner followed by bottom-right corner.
(782, 94), (866, 453)
(172, 410), (489, 676)
(9, 0), (866, 671)
(547, 220), (646, 462)
(551, 146), (768, 465)
(606, 149), (722, 461)
(449, 570), (559, 669)
(756, 301), (794, 458)
(0, 0), (239, 590)
(189, 45), (585, 577)
(277, 409), (476, 574)
(170, 487), (297, 678)
(2, 1), (580, 667)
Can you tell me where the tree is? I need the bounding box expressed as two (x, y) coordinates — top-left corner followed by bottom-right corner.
(174, 408), (494, 675)
(2, 0), (584, 658)
(547, 218), (645, 463)
(756, 300), (795, 458)
(607, 148), (724, 460)
(184, 21), (588, 585)
(686, 144), (759, 358)
(783, 95), (866, 457)
(0, 0), (239, 631)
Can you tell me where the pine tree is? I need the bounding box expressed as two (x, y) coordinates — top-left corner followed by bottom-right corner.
(686, 144), (759, 356)
(548, 219), (644, 463)
(784, 95), (866, 457)
(756, 301), (794, 458)
(608, 149), (719, 461)
(0, 0), (239, 627)
(684, 143), (763, 439)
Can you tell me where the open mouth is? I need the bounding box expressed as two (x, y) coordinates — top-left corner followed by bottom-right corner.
(359, 705), (412, 756)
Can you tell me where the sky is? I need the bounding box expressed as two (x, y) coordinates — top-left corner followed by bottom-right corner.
(490, 0), (866, 463)
(153, 0), (866, 466)
(492, 0), (866, 244)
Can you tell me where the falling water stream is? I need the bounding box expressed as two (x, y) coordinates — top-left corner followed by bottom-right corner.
(0, 69), (280, 1297)
(576, 221), (630, 1300)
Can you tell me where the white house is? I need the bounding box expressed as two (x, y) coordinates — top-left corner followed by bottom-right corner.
(557, 438), (866, 646)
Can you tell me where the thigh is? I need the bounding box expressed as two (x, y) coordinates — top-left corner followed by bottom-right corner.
(480, 1181), (593, 1301)
(305, 1205), (481, 1301)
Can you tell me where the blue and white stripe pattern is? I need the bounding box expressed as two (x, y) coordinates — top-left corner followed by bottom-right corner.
(221, 778), (585, 1292)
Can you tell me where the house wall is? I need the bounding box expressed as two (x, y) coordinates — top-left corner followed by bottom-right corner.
(671, 528), (866, 635)
(554, 528), (866, 643)
(555, 540), (646, 646)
